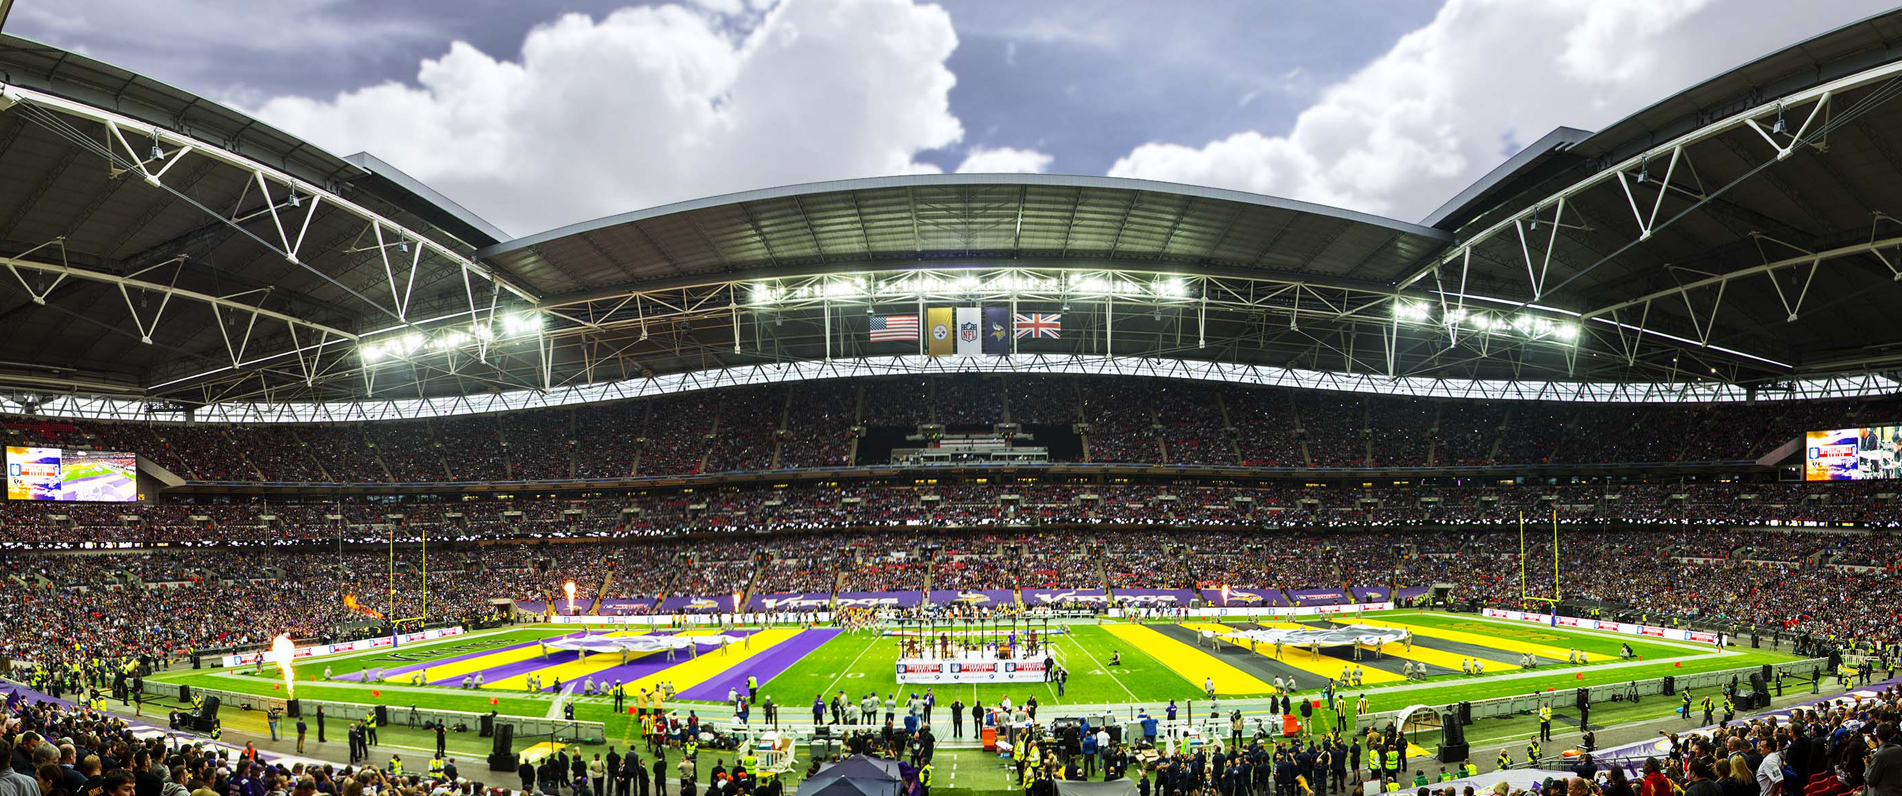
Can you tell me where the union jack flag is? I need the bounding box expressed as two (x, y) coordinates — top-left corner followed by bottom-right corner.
(1013, 313), (1061, 339)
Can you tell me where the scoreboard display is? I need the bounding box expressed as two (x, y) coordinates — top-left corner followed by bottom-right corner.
(1804, 426), (1902, 481)
(5, 446), (139, 501)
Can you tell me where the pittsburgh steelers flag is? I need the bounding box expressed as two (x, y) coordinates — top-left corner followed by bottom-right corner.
(927, 307), (954, 356)
(954, 307), (983, 356)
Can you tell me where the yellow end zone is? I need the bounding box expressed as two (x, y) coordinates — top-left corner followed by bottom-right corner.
(1102, 623), (1272, 695)
(1180, 622), (1404, 685)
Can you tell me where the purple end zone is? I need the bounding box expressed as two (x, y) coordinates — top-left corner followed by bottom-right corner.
(567, 629), (763, 693)
(436, 631), (685, 688)
(674, 628), (840, 701)
(332, 633), (579, 681)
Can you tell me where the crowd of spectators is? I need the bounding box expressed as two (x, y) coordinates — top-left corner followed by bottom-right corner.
(1, 512), (1899, 670)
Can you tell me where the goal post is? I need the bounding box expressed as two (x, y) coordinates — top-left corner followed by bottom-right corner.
(388, 522), (426, 641)
(1518, 509), (1560, 608)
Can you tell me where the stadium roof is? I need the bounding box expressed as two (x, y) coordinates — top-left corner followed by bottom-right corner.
(3, 12), (1902, 420)
(479, 173), (1449, 297)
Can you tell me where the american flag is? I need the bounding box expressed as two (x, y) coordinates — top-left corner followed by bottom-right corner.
(869, 315), (919, 342)
(1013, 313), (1061, 339)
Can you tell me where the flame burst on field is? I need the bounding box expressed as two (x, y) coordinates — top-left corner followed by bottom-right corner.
(344, 593), (385, 620)
(563, 580), (577, 613)
(268, 634), (297, 697)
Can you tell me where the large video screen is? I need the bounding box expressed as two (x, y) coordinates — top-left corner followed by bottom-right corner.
(5, 447), (139, 501)
(1805, 426), (1902, 481)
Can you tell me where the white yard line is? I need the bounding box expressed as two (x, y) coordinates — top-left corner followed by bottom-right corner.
(818, 632), (879, 700)
(1064, 635), (1139, 703)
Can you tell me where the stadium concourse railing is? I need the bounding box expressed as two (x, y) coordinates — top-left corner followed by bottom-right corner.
(180, 684), (607, 746)
(170, 458), (1761, 494)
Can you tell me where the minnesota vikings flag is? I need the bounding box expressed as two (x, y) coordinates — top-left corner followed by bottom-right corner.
(981, 307), (1010, 355)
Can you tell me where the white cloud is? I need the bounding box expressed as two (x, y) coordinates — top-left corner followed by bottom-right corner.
(253, 0), (962, 237)
(955, 146), (1054, 174)
(1108, 0), (1896, 224)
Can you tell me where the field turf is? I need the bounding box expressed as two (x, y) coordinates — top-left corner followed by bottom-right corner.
(144, 612), (1799, 754)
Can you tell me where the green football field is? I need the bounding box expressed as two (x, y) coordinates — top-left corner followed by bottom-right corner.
(148, 610), (1798, 750)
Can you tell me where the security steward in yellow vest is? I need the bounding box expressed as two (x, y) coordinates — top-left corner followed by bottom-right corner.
(920, 763), (934, 796)
(1384, 748), (1400, 782)
(1527, 740), (1542, 765)
(684, 740), (699, 760)
(1496, 750), (1512, 771)
(1538, 706), (1553, 741)
(366, 713), (380, 746)
(430, 757), (445, 779)
(390, 755), (404, 777)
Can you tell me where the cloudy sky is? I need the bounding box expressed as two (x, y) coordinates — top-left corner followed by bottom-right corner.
(12, 0), (1896, 238)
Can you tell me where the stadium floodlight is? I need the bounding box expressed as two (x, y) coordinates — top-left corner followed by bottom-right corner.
(504, 312), (543, 336)
(1392, 300), (1432, 323)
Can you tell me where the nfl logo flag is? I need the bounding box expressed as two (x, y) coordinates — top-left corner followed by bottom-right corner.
(869, 315), (919, 342)
(1013, 313), (1061, 339)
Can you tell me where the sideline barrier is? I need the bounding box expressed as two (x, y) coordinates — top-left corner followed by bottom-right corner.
(1359, 657), (1825, 728)
(218, 626), (466, 668)
(183, 685), (604, 740)
(1482, 608), (1724, 644)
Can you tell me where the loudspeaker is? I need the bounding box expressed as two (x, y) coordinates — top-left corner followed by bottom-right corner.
(493, 723), (514, 757)
(1828, 650), (1843, 671)
(480, 713), (495, 738)
(1662, 676), (1675, 696)
(488, 753), (518, 772)
(199, 696), (222, 721)
(1761, 664), (1774, 683)
(1106, 725), (1123, 745)
(1437, 742), (1468, 764)
(1442, 712), (1465, 745)
(374, 705), (389, 726)
(286, 699), (301, 718)
(1456, 701), (1472, 725)
(1575, 688), (1590, 711)
(179, 685), (192, 702)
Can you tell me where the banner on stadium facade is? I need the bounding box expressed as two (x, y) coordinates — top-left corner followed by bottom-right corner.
(658, 594), (740, 614)
(954, 307), (983, 356)
(1481, 608), (1723, 645)
(927, 589), (1016, 607)
(1214, 588), (1288, 606)
(1351, 586), (1392, 603)
(1098, 588), (1197, 606)
(1110, 600), (1399, 619)
(835, 590), (925, 608)
(219, 626), (465, 667)
(981, 307), (1010, 355)
(927, 308), (954, 356)
(896, 658), (1049, 684)
(748, 592), (835, 612)
(1286, 588), (1349, 605)
(595, 598), (659, 614)
(1021, 588), (1113, 606)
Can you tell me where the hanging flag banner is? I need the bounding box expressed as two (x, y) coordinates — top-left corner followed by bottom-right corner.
(1014, 313), (1061, 339)
(927, 307), (954, 356)
(955, 307), (983, 356)
(869, 315), (919, 342)
(982, 307), (1011, 355)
